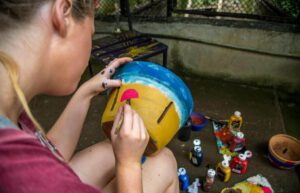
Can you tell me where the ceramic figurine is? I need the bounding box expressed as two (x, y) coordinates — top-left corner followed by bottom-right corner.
(101, 61), (193, 156)
(188, 178), (200, 193)
(228, 111), (243, 135)
(230, 150), (252, 174)
(178, 167), (189, 191)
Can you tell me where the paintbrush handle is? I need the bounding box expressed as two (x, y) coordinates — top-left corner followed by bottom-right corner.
(114, 109), (124, 135)
(114, 101), (131, 135)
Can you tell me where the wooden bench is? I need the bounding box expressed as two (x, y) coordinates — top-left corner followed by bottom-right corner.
(88, 30), (168, 75)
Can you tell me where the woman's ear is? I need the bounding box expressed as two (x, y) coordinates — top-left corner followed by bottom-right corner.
(51, 0), (72, 37)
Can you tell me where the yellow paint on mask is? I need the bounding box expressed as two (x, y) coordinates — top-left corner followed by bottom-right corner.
(101, 83), (180, 155)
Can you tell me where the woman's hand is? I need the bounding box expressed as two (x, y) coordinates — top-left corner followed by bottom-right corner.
(111, 104), (149, 168)
(80, 57), (133, 98)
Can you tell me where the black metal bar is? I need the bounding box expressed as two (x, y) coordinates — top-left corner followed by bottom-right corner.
(260, 0), (287, 17)
(173, 0), (177, 8)
(124, 0), (133, 31)
(120, 0), (127, 16)
(163, 49), (168, 68)
(131, 0), (162, 15)
(173, 9), (298, 24)
(298, 0), (300, 24)
(167, 0), (173, 17)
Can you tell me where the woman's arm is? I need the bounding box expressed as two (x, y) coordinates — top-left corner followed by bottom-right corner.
(116, 164), (143, 193)
(46, 85), (93, 161)
(46, 57), (132, 161)
(111, 104), (149, 193)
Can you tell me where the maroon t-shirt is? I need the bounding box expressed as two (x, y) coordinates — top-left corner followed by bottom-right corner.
(0, 113), (101, 193)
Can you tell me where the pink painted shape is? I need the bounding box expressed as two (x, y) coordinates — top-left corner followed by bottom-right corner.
(120, 89), (139, 102)
(262, 187), (272, 193)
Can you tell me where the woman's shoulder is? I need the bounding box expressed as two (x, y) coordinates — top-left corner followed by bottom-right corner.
(0, 115), (37, 146)
(0, 113), (41, 145)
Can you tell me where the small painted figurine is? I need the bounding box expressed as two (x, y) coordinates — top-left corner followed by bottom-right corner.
(216, 155), (232, 182)
(178, 167), (189, 191)
(228, 111), (243, 135)
(230, 150), (252, 174)
(203, 169), (216, 192)
(229, 131), (245, 152)
(189, 139), (203, 166)
(188, 178), (200, 193)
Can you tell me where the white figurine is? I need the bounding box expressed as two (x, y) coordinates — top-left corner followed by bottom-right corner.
(188, 178), (200, 193)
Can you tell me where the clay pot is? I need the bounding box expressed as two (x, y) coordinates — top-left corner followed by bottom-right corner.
(268, 134), (300, 169)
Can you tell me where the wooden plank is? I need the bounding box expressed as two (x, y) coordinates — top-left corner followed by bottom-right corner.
(93, 40), (167, 65)
(92, 31), (142, 50)
(92, 36), (152, 57)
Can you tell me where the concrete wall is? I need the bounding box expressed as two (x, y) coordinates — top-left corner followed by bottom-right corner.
(95, 21), (300, 92)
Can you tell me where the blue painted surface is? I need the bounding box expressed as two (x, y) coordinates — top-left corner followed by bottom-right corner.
(268, 152), (297, 169)
(190, 112), (208, 131)
(113, 61), (194, 127)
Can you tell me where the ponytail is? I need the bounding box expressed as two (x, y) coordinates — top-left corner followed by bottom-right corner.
(0, 51), (44, 132)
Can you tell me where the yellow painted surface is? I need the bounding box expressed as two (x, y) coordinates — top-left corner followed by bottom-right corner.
(233, 182), (264, 193)
(101, 83), (180, 154)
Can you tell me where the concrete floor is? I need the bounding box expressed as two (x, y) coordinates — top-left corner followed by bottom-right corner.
(30, 69), (300, 193)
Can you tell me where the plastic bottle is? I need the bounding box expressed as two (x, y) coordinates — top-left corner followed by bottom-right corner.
(178, 167), (189, 191)
(216, 155), (231, 182)
(229, 132), (245, 152)
(189, 139), (203, 166)
(228, 111), (243, 135)
(230, 150), (252, 174)
(203, 169), (216, 192)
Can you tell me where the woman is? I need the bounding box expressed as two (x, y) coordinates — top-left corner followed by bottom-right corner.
(0, 1), (179, 193)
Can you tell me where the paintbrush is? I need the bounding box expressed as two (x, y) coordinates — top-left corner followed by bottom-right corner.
(204, 115), (228, 123)
(114, 101), (127, 135)
(114, 89), (139, 135)
(114, 110), (124, 135)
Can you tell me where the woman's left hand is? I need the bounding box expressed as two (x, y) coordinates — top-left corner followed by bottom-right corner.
(80, 57), (133, 97)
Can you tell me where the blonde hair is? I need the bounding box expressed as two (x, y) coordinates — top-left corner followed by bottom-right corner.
(0, 51), (44, 132)
(0, 0), (95, 32)
(0, 0), (96, 131)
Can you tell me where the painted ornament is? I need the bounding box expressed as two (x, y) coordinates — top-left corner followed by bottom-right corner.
(101, 61), (194, 155)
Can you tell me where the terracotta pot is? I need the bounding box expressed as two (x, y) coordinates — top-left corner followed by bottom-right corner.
(268, 134), (300, 169)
